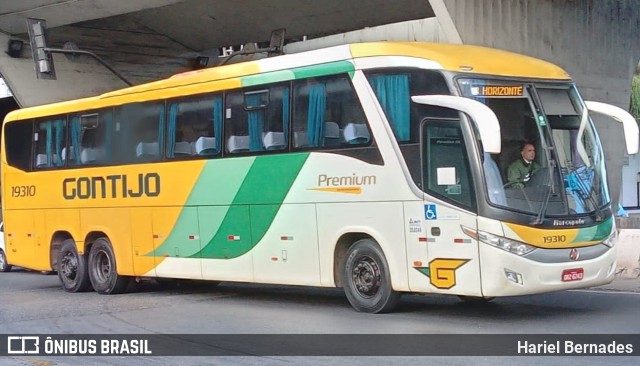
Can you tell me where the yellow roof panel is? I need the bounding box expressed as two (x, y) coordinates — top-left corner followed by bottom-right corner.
(350, 42), (571, 80)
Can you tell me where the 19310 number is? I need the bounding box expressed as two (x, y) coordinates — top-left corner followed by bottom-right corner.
(543, 235), (567, 244)
(11, 185), (36, 198)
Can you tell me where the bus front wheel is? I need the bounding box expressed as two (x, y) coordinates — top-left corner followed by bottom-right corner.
(343, 239), (400, 313)
(57, 239), (92, 292)
(88, 237), (129, 295)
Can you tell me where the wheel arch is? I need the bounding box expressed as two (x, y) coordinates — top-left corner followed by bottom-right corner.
(333, 232), (374, 288)
(83, 231), (108, 256)
(49, 231), (74, 271)
(331, 225), (409, 291)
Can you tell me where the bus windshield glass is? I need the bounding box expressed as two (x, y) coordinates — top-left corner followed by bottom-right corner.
(458, 79), (609, 217)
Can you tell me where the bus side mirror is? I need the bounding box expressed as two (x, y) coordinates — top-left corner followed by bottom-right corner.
(585, 101), (639, 155)
(411, 95), (501, 154)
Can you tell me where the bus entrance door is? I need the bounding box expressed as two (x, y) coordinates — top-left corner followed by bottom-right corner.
(419, 118), (482, 296)
(421, 202), (482, 297)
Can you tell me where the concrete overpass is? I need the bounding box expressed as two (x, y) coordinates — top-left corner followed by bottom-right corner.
(0, 0), (638, 207)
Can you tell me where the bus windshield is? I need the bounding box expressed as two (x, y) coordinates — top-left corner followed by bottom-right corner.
(458, 78), (609, 217)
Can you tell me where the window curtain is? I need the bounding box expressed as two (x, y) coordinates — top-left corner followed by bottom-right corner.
(103, 112), (113, 161)
(307, 83), (326, 147)
(45, 121), (53, 167)
(247, 94), (264, 152)
(370, 74), (410, 142)
(282, 88), (289, 146)
(157, 104), (165, 156)
(71, 116), (82, 163)
(54, 119), (64, 167)
(167, 103), (179, 157)
(213, 97), (223, 152)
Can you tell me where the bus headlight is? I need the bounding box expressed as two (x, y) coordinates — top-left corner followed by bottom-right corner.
(477, 230), (536, 256)
(602, 231), (618, 248)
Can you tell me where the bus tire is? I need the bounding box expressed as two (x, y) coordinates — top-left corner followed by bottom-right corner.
(343, 239), (400, 313)
(88, 237), (130, 295)
(0, 249), (12, 272)
(57, 239), (92, 292)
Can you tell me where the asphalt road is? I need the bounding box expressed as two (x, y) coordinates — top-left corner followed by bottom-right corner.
(0, 269), (638, 366)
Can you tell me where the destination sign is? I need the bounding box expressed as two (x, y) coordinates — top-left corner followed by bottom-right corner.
(472, 85), (524, 97)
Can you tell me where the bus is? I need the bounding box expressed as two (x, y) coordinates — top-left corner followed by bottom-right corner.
(2, 42), (638, 313)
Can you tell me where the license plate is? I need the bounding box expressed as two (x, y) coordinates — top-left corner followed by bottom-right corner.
(562, 268), (584, 282)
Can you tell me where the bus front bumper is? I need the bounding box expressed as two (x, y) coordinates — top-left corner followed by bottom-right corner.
(478, 243), (617, 297)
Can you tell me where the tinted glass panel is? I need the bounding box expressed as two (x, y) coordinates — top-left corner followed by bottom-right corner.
(292, 75), (370, 150)
(167, 95), (222, 158)
(422, 120), (475, 210)
(68, 109), (115, 166)
(4, 121), (33, 171)
(114, 103), (164, 164)
(33, 117), (67, 169)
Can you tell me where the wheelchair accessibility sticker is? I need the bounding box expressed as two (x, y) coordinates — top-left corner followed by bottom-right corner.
(424, 204), (437, 220)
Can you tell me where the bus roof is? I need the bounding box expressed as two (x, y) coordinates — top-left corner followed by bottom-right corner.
(5, 42), (571, 122)
(350, 42), (570, 80)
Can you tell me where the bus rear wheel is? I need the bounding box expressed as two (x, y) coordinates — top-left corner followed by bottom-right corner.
(57, 239), (92, 292)
(343, 239), (400, 313)
(0, 249), (12, 272)
(88, 237), (130, 294)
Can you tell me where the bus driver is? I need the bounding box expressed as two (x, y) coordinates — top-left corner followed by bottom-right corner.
(507, 141), (540, 188)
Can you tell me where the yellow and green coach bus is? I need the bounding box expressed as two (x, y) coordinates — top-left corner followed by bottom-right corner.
(2, 42), (638, 313)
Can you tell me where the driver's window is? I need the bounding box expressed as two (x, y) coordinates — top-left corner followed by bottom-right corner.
(422, 120), (475, 210)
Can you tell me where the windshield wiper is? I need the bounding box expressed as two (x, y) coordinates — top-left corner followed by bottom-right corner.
(530, 157), (556, 225)
(526, 85), (556, 225)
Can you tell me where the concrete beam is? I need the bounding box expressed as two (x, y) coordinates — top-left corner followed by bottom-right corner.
(0, 33), (129, 107)
(0, 0), (184, 34)
(284, 19), (443, 54)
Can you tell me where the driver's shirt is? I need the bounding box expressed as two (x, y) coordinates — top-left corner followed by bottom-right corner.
(507, 158), (540, 188)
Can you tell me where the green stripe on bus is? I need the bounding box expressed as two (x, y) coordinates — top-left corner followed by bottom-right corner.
(291, 61), (355, 79)
(150, 158), (254, 258)
(191, 153), (309, 259)
(572, 217), (613, 243)
(241, 61), (355, 88)
(242, 70), (295, 87)
(188, 157), (256, 204)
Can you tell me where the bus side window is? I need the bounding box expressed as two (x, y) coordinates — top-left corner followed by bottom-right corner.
(422, 120), (476, 211)
(114, 102), (163, 164)
(33, 118), (66, 169)
(4, 122), (32, 171)
(67, 110), (114, 166)
(225, 84), (288, 154)
(292, 75), (369, 149)
(166, 95), (222, 158)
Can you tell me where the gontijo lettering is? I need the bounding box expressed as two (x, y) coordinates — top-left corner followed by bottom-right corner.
(63, 173), (160, 200)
